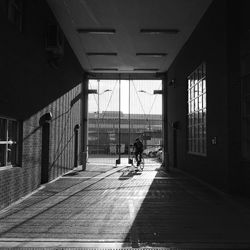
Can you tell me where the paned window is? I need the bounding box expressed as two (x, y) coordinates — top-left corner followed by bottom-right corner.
(8, 0), (23, 32)
(187, 62), (207, 155)
(0, 117), (18, 167)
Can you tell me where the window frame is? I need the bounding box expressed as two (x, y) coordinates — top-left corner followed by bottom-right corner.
(187, 62), (207, 156)
(0, 116), (19, 168)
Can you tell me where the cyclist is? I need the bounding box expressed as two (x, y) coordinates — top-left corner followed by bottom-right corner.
(133, 137), (143, 167)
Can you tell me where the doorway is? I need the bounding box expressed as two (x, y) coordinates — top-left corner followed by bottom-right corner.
(87, 79), (163, 165)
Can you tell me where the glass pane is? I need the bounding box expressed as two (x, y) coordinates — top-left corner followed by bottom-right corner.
(190, 75), (194, 88)
(0, 144), (6, 166)
(203, 94), (206, 109)
(0, 118), (7, 141)
(7, 120), (18, 166)
(199, 126), (203, 152)
(195, 98), (198, 112)
(194, 72), (198, 86)
(199, 96), (202, 110)
(7, 143), (16, 165)
(198, 80), (202, 95)
(204, 108), (207, 123)
(199, 125), (203, 140)
(188, 78), (191, 89)
(191, 137), (194, 152)
(188, 126), (191, 138)
(203, 79), (206, 93)
(8, 120), (17, 142)
(194, 84), (198, 98)
(203, 63), (206, 75)
(190, 87), (193, 99)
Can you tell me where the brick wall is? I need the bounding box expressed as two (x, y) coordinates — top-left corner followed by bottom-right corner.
(0, 0), (84, 210)
(167, 0), (232, 191)
(167, 0), (243, 193)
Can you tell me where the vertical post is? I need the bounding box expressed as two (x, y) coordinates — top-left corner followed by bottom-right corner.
(128, 77), (132, 164)
(74, 124), (80, 168)
(118, 77), (121, 161)
(116, 77), (121, 166)
(97, 79), (100, 155)
(80, 75), (88, 171)
(162, 74), (169, 169)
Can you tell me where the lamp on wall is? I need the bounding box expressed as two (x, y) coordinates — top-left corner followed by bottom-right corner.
(168, 79), (175, 88)
(39, 112), (52, 126)
(153, 90), (163, 95)
(172, 121), (180, 130)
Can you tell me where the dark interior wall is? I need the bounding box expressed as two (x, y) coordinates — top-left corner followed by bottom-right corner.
(167, 0), (231, 190)
(0, 0), (84, 210)
(0, 0), (83, 119)
(240, 0), (250, 195)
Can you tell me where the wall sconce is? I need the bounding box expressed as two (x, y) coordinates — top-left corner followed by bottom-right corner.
(168, 79), (175, 88)
(39, 112), (52, 126)
(88, 89), (97, 94)
(172, 121), (180, 129)
(153, 90), (163, 95)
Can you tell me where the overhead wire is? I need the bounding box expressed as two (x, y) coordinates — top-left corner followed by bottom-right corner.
(100, 80), (118, 121)
(148, 82), (162, 115)
(88, 80), (98, 109)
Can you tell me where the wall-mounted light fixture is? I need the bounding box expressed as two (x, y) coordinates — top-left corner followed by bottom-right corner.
(86, 52), (117, 56)
(136, 53), (167, 57)
(172, 121), (180, 129)
(153, 90), (163, 95)
(77, 28), (116, 34)
(87, 89), (98, 94)
(140, 29), (179, 34)
(133, 68), (159, 72)
(139, 90), (163, 95)
(168, 79), (175, 88)
(92, 68), (118, 71)
(39, 112), (52, 126)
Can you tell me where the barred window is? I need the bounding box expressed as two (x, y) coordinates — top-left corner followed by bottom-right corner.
(0, 117), (18, 167)
(187, 62), (207, 155)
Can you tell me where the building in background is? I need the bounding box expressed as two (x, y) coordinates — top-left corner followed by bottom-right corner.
(88, 111), (162, 155)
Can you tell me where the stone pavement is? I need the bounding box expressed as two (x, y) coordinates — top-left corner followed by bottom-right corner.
(0, 160), (250, 249)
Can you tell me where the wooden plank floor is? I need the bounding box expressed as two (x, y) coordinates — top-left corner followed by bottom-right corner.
(0, 162), (250, 249)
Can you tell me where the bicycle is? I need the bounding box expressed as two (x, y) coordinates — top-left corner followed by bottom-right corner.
(132, 152), (145, 172)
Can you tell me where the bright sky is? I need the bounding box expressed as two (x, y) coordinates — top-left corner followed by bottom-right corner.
(88, 79), (162, 115)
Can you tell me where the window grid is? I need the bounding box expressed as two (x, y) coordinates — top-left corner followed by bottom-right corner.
(0, 117), (18, 167)
(187, 63), (207, 155)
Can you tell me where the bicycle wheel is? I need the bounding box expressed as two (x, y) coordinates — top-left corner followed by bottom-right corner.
(139, 157), (144, 171)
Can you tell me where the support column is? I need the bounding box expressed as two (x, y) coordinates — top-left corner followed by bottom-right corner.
(80, 75), (88, 171)
(162, 74), (169, 170)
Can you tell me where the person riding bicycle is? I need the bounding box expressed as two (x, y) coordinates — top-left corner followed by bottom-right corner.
(133, 137), (143, 167)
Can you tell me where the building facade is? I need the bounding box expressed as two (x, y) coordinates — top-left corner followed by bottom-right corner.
(88, 111), (162, 155)
(0, 0), (84, 210)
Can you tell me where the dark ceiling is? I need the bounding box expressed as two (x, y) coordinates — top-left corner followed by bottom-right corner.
(47, 0), (212, 76)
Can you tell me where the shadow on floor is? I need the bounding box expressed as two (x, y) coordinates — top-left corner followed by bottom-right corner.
(122, 167), (250, 248)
